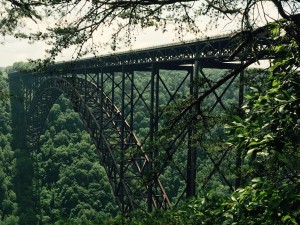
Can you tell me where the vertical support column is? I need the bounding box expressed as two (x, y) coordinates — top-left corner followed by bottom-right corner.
(23, 74), (34, 113)
(84, 71), (88, 104)
(155, 68), (159, 138)
(99, 70), (104, 148)
(148, 67), (154, 212)
(96, 71), (100, 89)
(154, 65), (160, 206)
(130, 71), (134, 131)
(99, 70), (104, 128)
(148, 64), (159, 212)
(120, 67), (126, 213)
(111, 72), (115, 113)
(187, 63), (198, 198)
(235, 68), (244, 189)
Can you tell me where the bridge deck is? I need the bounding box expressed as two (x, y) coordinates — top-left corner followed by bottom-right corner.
(49, 28), (269, 73)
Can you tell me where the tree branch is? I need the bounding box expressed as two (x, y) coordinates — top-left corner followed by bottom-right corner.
(205, 0), (241, 14)
(272, 0), (291, 20)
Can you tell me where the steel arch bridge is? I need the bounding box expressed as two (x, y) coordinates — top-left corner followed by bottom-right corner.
(9, 27), (271, 213)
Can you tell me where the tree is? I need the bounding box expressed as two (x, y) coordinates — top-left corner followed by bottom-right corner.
(1, 1), (299, 61)
(227, 23), (300, 184)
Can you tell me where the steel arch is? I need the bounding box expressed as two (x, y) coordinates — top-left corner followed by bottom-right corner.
(26, 76), (170, 213)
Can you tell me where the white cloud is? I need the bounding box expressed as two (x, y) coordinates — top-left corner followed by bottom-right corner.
(0, 37), (47, 67)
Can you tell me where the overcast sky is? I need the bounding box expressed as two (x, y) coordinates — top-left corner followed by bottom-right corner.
(0, 9), (237, 68)
(0, 2), (279, 68)
(0, 26), (237, 68)
(0, 37), (45, 67)
(0, 28), (181, 67)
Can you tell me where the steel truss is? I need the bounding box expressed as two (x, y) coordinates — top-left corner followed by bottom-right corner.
(24, 74), (172, 212)
(48, 27), (270, 73)
(9, 29), (272, 213)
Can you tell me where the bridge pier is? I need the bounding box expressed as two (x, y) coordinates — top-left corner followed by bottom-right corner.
(186, 61), (199, 199)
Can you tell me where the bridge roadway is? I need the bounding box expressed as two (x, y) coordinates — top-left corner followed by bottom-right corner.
(48, 26), (270, 74)
(10, 27), (271, 214)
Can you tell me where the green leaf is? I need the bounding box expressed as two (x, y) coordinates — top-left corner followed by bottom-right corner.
(278, 104), (285, 112)
(232, 115), (243, 123)
(272, 79), (280, 87)
(249, 141), (261, 146)
(231, 196), (237, 202)
(251, 178), (262, 183)
(282, 215), (297, 224)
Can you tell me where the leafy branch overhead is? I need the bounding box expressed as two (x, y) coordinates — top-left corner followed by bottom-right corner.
(1, 0), (299, 60)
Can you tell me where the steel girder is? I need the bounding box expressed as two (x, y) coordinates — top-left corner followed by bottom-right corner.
(46, 27), (271, 74)
(10, 59), (248, 215)
(25, 76), (170, 213)
(17, 64), (243, 212)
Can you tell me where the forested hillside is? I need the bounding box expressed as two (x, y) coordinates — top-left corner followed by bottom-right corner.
(1, 67), (241, 224)
(1, 62), (300, 225)
(0, 71), (18, 224)
(36, 97), (117, 224)
(0, 70), (119, 224)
